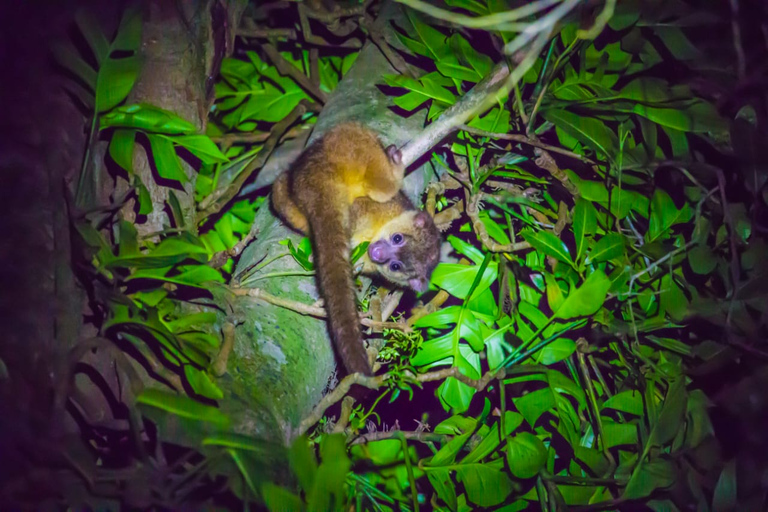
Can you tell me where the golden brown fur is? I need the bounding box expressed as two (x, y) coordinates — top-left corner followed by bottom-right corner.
(272, 122), (440, 375)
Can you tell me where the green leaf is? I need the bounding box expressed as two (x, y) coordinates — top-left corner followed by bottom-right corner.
(51, 41), (97, 90)
(289, 436), (317, 496)
(688, 244), (718, 275)
(602, 420), (638, 448)
(74, 9), (109, 64)
(456, 462), (514, 507)
(506, 432), (547, 478)
(404, 9), (451, 61)
(521, 230), (574, 267)
(383, 73), (456, 106)
(101, 104), (198, 133)
(602, 390), (643, 415)
(135, 176), (153, 214)
(553, 270), (610, 320)
(542, 109), (619, 160)
(712, 460), (737, 512)
(532, 338), (576, 365)
(438, 372), (477, 413)
(513, 388), (555, 427)
(586, 233), (626, 264)
(147, 134), (187, 183)
(109, 129), (135, 173)
(649, 379), (687, 448)
(430, 262), (498, 300)
(97, 56), (141, 113)
(447, 235), (485, 265)
(573, 198), (597, 263)
(309, 434), (351, 511)
(159, 134), (228, 164)
(427, 469), (457, 510)
(647, 189), (692, 242)
(623, 459), (677, 500)
(262, 483), (304, 512)
(545, 273), (565, 312)
(183, 365), (223, 400)
(137, 388), (229, 427)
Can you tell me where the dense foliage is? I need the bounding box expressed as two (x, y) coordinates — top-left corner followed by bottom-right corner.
(7, 0), (767, 510)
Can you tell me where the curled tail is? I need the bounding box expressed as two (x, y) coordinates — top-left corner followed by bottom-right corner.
(309, 206), (372, 376)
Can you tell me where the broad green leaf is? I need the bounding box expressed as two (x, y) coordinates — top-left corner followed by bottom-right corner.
(660, 274), (688, 321)
(542, 109), (619, 160)
(649, 379), (687, 448)
(565, 170), (649, 218)
(427, 468), (458, 510)
(135, 176), (153, 214)
(438, 373), (477, 413)
(51, 41), (97, 90)
(636, 101), (725, 133)
(656, 26), (700, 61)
(414, 305), (461, 329)
(136, 388), (229, 427)
(647, 189), (692, 242)
(688, 244), (718, 275)
(623, 459), (677, 500)
(164, 312), (217, 332)
(383, 73), (456, 105)
(309, 435), (350, 511)
(532, 337), (576, 365)
(456, 462), (513, 507)
(405, 9), (451, 61)
(109, 129), (135, 172)
(147, 134), (187, 183)
(289, 436), (317, 496)
(430, 262), (498, 300)
(506, 432), (547, 479)
(521, 230), (574, 266)
(183, 365), (223, 400)
(479, 212), (511, 245)
(601, 420), (638, 448)
(101, 104), (198, 133)
(262, 483), (303, 512)
(513, 388), (555, 427)
(97, 57), (141, 113)
(434, 415), (479, 436)
(159, 134), (228, 164)
(411, 331), (453, 367)
(553, 270), (610, 319)
(573, 198), (597, 263)
(202, 434), (282, 456)
(430, 431), (473, 467)
(712, 460), (737, 512)
(447, 234), (485, 265)
(602, 390), (643, 415)
(586, 233), (626, 264)
(544, 273), (565, 312)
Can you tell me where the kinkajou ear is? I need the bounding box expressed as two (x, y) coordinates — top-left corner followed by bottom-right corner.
(385, 144), (403, 165)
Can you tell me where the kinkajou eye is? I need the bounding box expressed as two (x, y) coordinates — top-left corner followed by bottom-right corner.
(391, 233), (404, 245)
(389, 261), (403, 272)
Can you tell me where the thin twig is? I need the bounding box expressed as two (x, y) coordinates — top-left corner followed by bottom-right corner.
(230, 287), (411, 332)
(466, 190), (532, 253)
(297, 365), (507, 435)
(211, 322), (235, 376)
(350, 430), (449, 445)
(298, 372), (391, 435)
